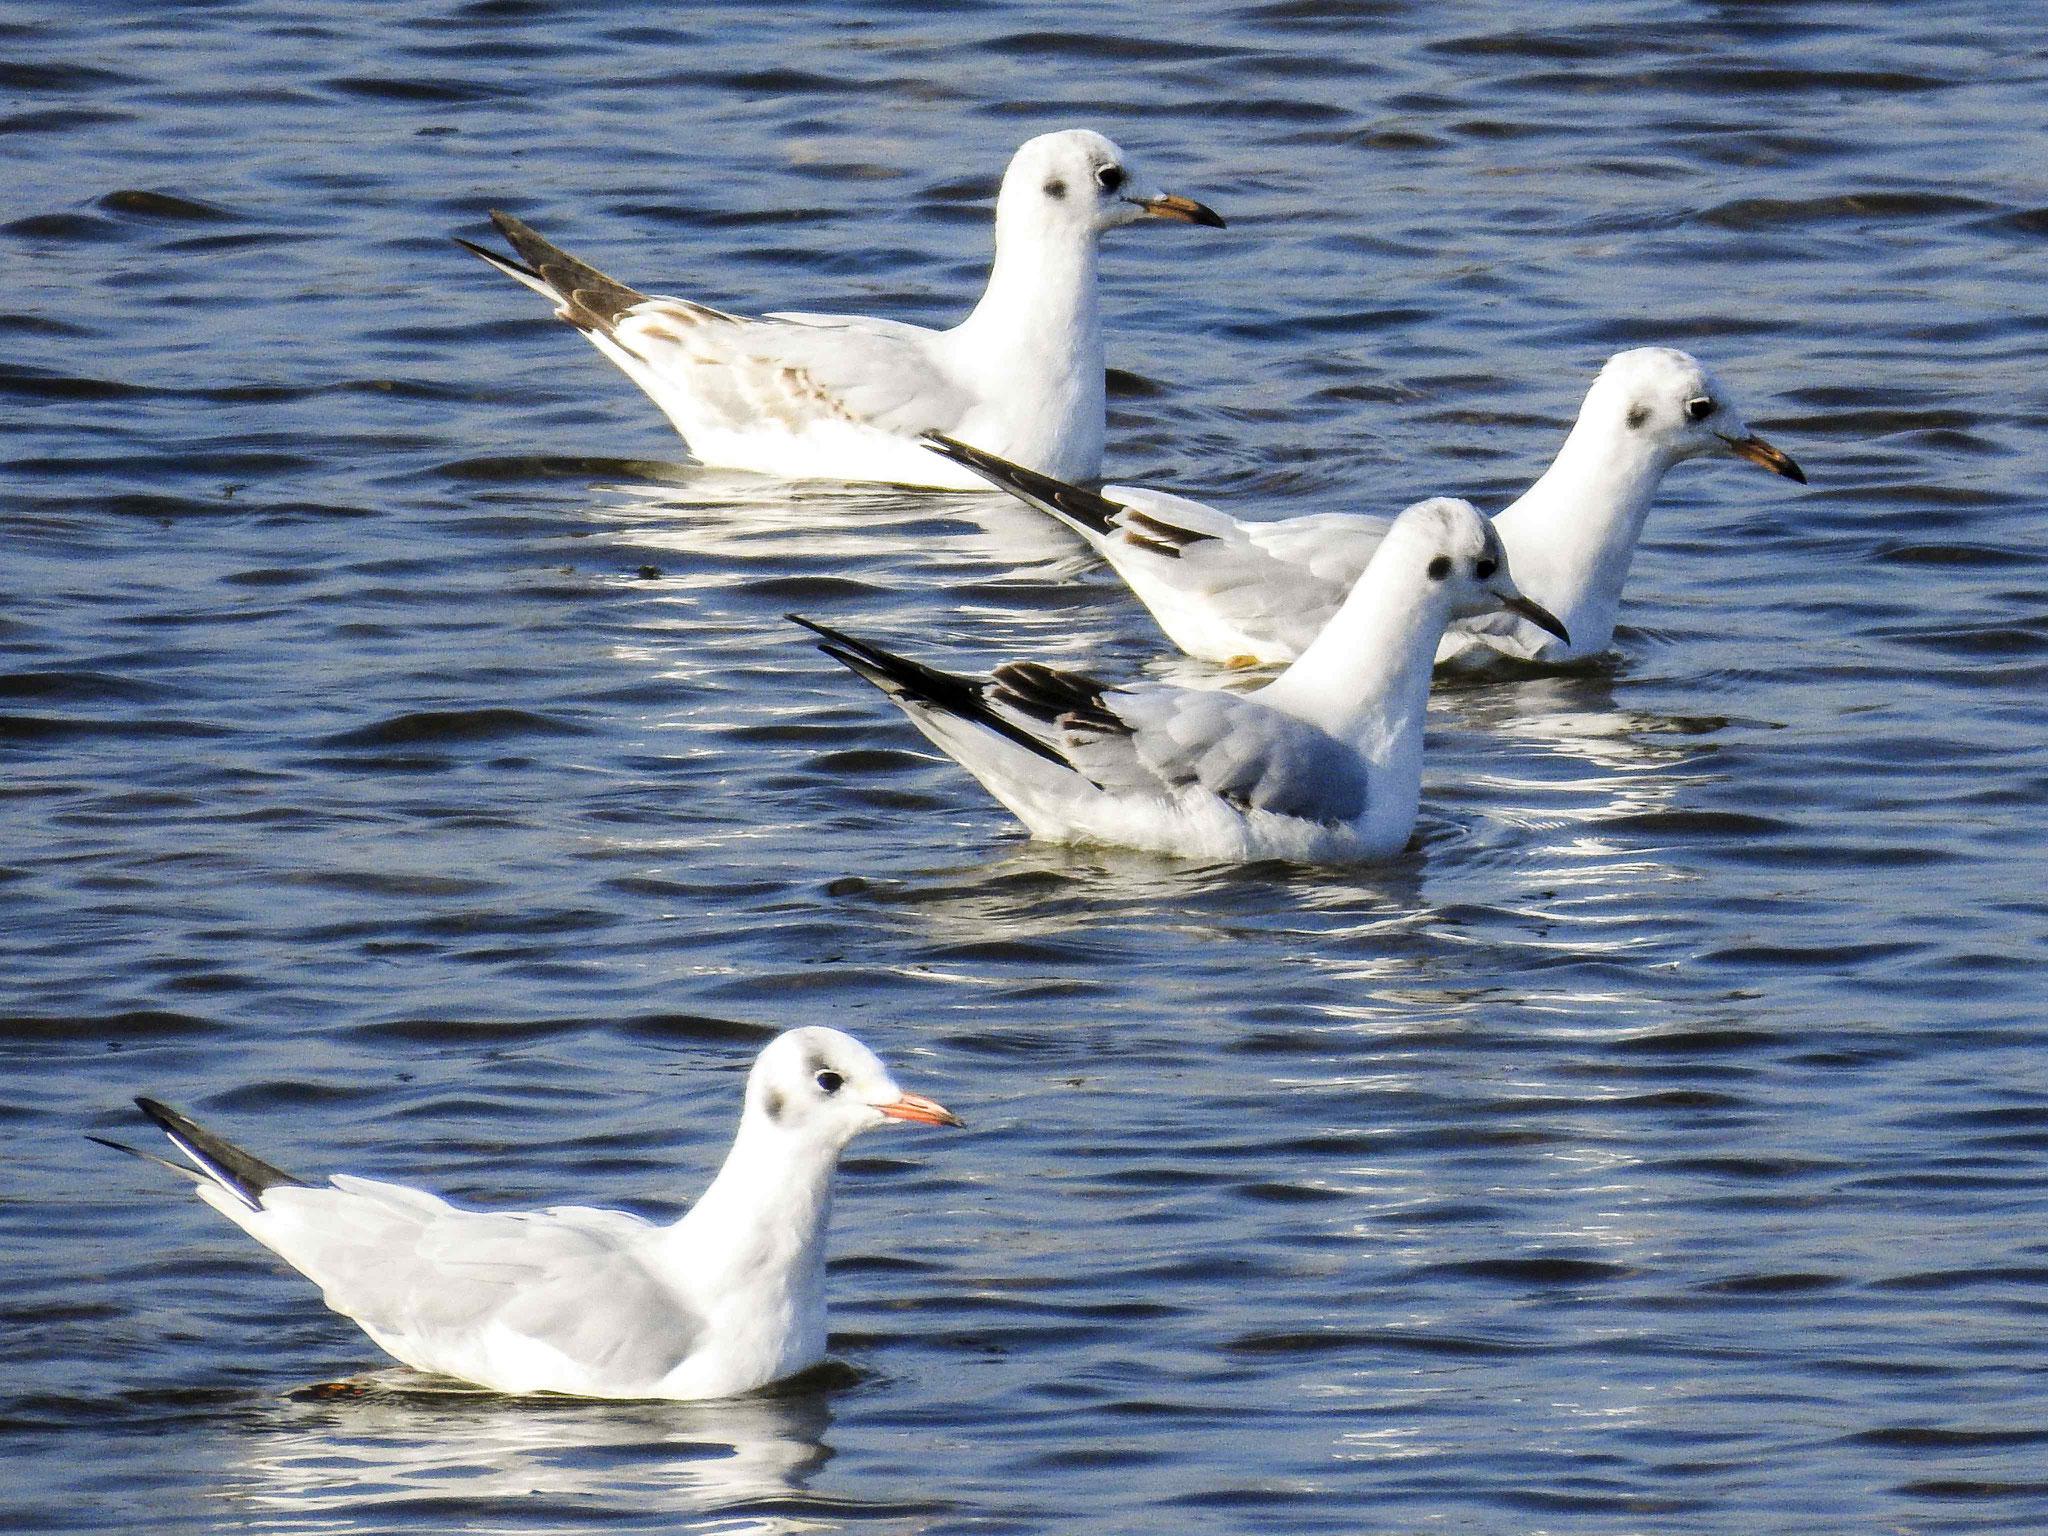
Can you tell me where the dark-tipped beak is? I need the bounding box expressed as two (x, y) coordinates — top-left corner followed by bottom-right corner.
(1501, 593), (1571, 645)
(1720, 432), (1806, 484)
(1135, 193), (1226, 229)
(876, 1091), (963, 1129)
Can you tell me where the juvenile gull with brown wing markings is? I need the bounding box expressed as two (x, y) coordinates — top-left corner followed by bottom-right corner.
(458, 129), (1222, 489)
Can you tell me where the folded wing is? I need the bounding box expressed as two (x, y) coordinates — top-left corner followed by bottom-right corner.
(794, 615), (1367, 825)
(465, 212), (969, 442)
(258, 1180), (704, 1392)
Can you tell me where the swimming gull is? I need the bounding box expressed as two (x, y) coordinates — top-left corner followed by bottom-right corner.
(457, 128), (1223, 489)
(922, 348), (1803, 666)
(791, 497), (1568, 864)
(90, 1027), (961, 1400)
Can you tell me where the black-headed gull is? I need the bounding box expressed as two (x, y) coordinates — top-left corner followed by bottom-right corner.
(457, 128), (1223, 489)
(792, 498), (1568, 864)
(921, 348), (1803, 667)
(90, 1028), (961, 1400)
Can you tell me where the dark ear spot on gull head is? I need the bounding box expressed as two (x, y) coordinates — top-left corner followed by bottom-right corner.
(764, 1088), (784, 1123)
(1043, 178), (1067, 200)
(1426, 555), (1451, 581)
(1626, 403), (1651, 430)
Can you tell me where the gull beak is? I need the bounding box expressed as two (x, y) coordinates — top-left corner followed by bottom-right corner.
(876, 1091), (964, 1129)
(1500, 592), (1571, 646)
(1718, 432), (1806, 484)
(1132, 192), (1226, 229)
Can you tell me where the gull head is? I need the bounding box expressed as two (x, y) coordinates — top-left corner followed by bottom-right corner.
(1591, 347), (1805, 483)
(1391, 496), (1571, 643)
(743, 1027), (962, 1151)
(998, 129), (1225, 243)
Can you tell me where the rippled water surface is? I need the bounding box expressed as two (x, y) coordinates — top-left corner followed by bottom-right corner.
(6, 2), (2048, 1532)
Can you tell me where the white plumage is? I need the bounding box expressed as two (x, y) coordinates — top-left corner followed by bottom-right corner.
(924, 348), (1804, 666)
(459, 129), (1223, 488)
(93, 1028), (960, 1400)
(794, 497), (1570, 864)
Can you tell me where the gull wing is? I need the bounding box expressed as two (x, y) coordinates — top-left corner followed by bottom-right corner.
(465, 212), (970, 440)
(913, 436), (1385, 663)
(995, 666), (1369, 823)
(688, 310), (971, 436)
(1103, 492), (1387, 660)
(261, 1184), (702, 1389)
(793, 616), (1366, 824)
(101, 1098), (704, 1393)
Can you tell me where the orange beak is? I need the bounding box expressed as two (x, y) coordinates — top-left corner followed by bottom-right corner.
(876, 1092), (963, 1128)
(1136, 193), (1226, 229)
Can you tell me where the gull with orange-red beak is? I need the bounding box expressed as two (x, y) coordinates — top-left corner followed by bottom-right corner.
(89, 1027), (960, 1400)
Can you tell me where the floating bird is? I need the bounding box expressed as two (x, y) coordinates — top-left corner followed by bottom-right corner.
(90, 1028), (961, 1400)
(921, 348), (1804, 667)
(458, 129), (1223, 489)
(792, 497), (1568, 863)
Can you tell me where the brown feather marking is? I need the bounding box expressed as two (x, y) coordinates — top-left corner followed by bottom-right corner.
(1124, 510), (1217, 548)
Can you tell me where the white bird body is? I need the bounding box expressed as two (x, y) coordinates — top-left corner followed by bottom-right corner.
(459, 129), (1223, 489)
(923, 348), (1804, 666)
(95, 1028), (960, 1400)
(795, 497), (1570, 865)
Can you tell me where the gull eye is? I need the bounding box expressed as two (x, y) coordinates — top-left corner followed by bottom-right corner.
(1426, 555), (1451, 581)
(1686, 396), (1716, 422)
(815, 1070), (843, 1095)
(1475, 557), (1498, 580)
(1095, 164), (1125, 194)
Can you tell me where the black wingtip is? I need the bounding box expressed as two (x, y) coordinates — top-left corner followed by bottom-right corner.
(454, 232), (541, 281)
(134, 1096), (306, 1206)
(787, 614), (1081, 773)
(915, 434), (1128, 539)
(787, 613), (919, 693)
(90, 1129), (209, 1184)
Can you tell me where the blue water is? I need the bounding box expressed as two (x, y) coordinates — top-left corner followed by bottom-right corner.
(5, 2), (2048, 1531)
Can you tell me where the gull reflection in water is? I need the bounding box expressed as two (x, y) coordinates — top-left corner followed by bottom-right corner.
(860, 836), (1429, 957)
(597, 474), (1094, 575)
(1428, 663), (1733, 835)
(227, 1366), (845, 1534)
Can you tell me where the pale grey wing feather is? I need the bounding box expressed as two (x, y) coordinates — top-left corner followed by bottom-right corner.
(617, 301), (968, 435)
(441, 1208), (700, 1385)
(327, 1171), (455, 1218)
(763, 310), (936, 343)
(267, 1186), (701, 1387)
(1101, 494), (1390, 655)
(1236, 511), (1392, 588)
(1013, 681), (1368, 823)
(753, 314), (968, 431)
